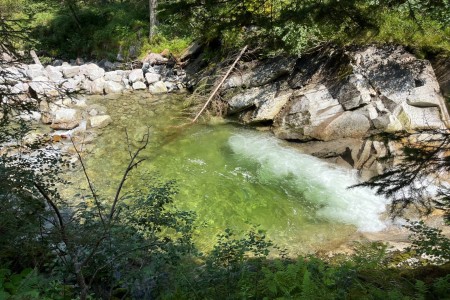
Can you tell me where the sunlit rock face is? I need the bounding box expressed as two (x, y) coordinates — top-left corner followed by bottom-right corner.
(218, 45), (450, 174)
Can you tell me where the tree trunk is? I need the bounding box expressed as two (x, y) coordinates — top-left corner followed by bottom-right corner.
(149, 0), (157, 41)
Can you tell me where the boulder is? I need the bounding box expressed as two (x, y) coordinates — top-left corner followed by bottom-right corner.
(62, 66), (80, 78)
(226, 83), (292, 123)
(395, 103), (445, 130)
(104, 71), (123, 82)
(50, 108), (81, 130)
(128, 69), (144, 83)
(316, 111), (371, 141)
(132, 81), (147, 90)
(274, 85), (344, 141)
(45, 65), (63, 82)
(80, 63), (105, 81)
(406, 85), (441, 107)
(104, 81), (124, 94)
(91, 78), (106, 94)
(337, 74), (375, 110)
(149, 81), (168, 94)
(90, 115), (112, 128)
(29, 76), (58, 97)
(145, 72), (161, 84)
(27, 64), (46, 80)
(142, 53), (168, 65)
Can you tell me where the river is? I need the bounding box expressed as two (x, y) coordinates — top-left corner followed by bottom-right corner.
(65, 92), (389, 256)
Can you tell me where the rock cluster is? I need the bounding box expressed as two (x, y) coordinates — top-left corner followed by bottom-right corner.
(1, 59), (185, 100)
(218, 45), (450, 175)
(0, 54), (186, 136)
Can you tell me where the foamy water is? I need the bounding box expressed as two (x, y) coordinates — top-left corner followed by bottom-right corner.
(229, 132), (389, 232)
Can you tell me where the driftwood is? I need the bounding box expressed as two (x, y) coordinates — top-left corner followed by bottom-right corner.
(192, 45), (248, 123)
(30, 50), (42, 65)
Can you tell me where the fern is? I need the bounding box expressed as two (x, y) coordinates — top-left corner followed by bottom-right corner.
(301, 270), (316, 300)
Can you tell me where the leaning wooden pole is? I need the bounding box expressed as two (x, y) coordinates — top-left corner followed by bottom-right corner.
(192, 45), (248, 123)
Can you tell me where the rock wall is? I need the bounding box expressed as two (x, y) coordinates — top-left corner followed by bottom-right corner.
(217, 45), (450, 176)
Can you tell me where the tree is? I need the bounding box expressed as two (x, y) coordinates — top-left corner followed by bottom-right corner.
(149, 0), (157, 41)
(356, 129), (450, 223)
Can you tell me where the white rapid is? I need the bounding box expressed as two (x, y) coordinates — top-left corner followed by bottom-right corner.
(228, 132), (389, 232)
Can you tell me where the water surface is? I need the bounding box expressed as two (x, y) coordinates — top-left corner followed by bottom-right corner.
(72, 93), (387, 255)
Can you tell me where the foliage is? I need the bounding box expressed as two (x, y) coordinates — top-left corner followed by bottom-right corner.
(161, 233), (450, 300)
(355, 129), (450, 222)
(406, 221), (450, 265)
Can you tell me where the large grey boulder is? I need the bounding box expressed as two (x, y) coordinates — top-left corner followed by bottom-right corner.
(216, 45), (450, 173)
(62, 66), (80, 78)
(317, 111), (371, 141)
(128, 69), (144, 83)
(336, 74), (375, 110)
(90, 78), (106, 94)
(27, 64), (46, 80)
(45, 65), (64, 82)
(90, 115), (112, 128)
(145, 72), (161, 84)
(29, 76), (59, 98)
(273, 85), (344, 140)
(104, 81), (124, 94)
(50, 108), (81, 130)
(227, 83), (292, 123)
(132, 81), (147, 90)
(104, 71), (123, 82)
(149, 81), (168, 94)
(80, 63), (105, 80)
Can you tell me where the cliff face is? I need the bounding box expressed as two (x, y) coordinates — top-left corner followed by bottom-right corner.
(215, 45), (450, 176)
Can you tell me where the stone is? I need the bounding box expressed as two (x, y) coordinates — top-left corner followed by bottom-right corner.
(145, 72), (161, 84)
(29, 76), (58, 97)
(132, 81), (147, 90)
(11, 82), (29, 94)
(395, 103), (445, 130)
(274, 85), (344, 141)
(406, 85), (441, 107)
(90, 78), (106, 94)
(337, 74), (375, 110)
(104, 71), (123, 82)
(104, 81), (124, 94)
(27, 64), (46, 79)
(372, 113), (404, 132)
(226, 83), (292, 123)
(75, 57), (84, 65)
(128, 69), (144, 83)
(142, 52), (168, 65)
(316, 111), (371, 141)
(90, 115), (112, 128)
(50, 108), (81, 130)
(149, 81), (168, 94)
(80, 63), (105, 81)
(61, 66), (80, 78)
(52, 59), (63, 66)
(45, 65), (63, 82)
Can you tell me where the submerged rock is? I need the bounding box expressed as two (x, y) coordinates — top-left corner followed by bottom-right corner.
(90, 115), (112, 128)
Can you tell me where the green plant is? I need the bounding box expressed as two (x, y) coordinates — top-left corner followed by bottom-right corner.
(406, 221), (450, 265)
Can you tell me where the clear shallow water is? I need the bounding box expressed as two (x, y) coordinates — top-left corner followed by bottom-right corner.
(72, 93), (388, 255)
